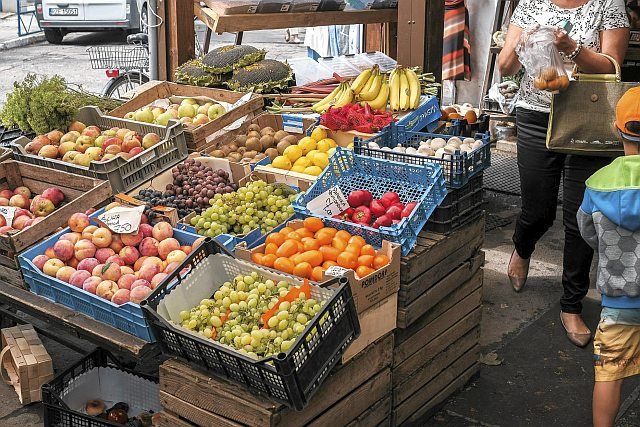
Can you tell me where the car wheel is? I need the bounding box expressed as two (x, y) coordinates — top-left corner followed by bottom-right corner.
(141, 4), (148, 34)
(44, 29), (64, 44)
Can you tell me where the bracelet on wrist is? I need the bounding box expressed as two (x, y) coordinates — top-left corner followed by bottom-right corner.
(566, 41), (583, 61)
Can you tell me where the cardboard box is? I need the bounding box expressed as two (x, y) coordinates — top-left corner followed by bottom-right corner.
(235, 219), (401, 313)
(341, 292), (397, 363)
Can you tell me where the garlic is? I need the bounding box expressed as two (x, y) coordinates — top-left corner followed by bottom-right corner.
(431, 138), (447, 150)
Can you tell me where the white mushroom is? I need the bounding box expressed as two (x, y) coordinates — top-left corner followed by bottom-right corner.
(431, 138), (447, 150)
(419, 139), (431, 147)
(460, 144), (472, 153)
(463, 138), (475, 146)
(472, 140), (484, 150)
(447, 137), (462, 148)
(393, 144), (406, 153)
(406, 147), (418, 155)
(381, 146), (392, 151)
(368, 141), (380, 149)
(418, 145), (435, 156)
(444, 145), (458, 153)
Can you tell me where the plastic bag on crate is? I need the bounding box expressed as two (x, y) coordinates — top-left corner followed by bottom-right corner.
(516, 26), (570, 93)
(488, 81), (519, 115)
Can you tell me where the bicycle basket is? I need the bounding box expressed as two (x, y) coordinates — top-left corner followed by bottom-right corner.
(87, 45), (149, 70)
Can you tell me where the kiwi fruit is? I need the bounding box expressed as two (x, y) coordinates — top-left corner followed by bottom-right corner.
(227, 152), (243, 162)
(210, 149), (225, 158)
(237, 147), (247, 155)
(220, 145), (233, 156)
(245, 138), (262, 152)
(273, 130), (289, 142)
(248, 124), (261, 132)
(260, 127), (275, 136)
(265, 148), (279, 161)
(282, 135), (299, 145)
(247, 131), (261, 139)
(244, 150), (258, 158)
(260, 135), (275, 150)
(277, 140), (291, 154)
(234, 135), (247, 147)
(241, 157), (253, 163)
(227, 143), (239, 153)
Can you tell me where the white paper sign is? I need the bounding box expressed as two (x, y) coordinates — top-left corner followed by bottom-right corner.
(306, 186), (350, 217)
(97, 206), (145, 234)
(325, 265), (350, 277)
(0, 206), (17, 226)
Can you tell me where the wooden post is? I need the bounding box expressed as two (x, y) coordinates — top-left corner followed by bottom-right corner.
(166, 0), (195, 81)
(424, 0), (444, 82)
(157, 0), (167, 81)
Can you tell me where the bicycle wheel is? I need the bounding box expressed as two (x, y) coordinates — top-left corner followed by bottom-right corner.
(103, 71), (150, 101)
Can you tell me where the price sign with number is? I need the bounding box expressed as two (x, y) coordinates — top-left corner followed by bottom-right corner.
(0, 206), (17, 226)
(306, 186), (350, 217)
(96, 205), (145, 234)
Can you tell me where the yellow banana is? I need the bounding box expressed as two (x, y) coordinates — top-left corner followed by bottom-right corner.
(359, 70), (377, 97)
(399, 70), (410, 111)
(351, 68), (373, 94)
(312, 84), (344, 113)
(334, 83), (354, 107)
(365, 81), (390, 110)
(389, 69), (400, 112)
(359, 74), (383, 102)
(404, 68), (421, 109)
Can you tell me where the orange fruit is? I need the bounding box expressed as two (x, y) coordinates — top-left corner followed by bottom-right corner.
(320, 245), (340, 262)
(315, 231), (333, 246)
(293, 262), (313, 279)
(337, 252), (358, 269)
(332, 237), (348, 252)
(296, 228), (314, 239)
(303, 217), (324, 233)
(276, 239), (299, 258)
(262, 253), (277, 268)
(280, 226), (295, 235)
(357, 254), (374, 267)
(322, 260), (338, 269)
(302, 237), (320, 251)
(373, 254), (390, 269)
(265, 243), (278, 255)
(345, 243), (361, 255)
(287, 231), (302, 241)
(251, 252), (264, 264)
(274, 257), (294, 274)
(360, 244), (376, 257)
(355, 265), (375, 278)
(311, 266), (325, 281)
(296, 250), (323, 267)
(335, 230), (351, 241)
(348, 235), (366, 248)
(266, 233), (286, 247)
(315, 227), (337, 238)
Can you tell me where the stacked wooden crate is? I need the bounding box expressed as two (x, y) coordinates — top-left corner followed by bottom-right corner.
(390, 217), (485, 425)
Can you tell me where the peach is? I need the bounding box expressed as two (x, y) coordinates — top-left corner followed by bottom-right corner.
(74, 239), (96, 260)
(119, 246), (139, 265)
(60, 232), (81, 245)
(95, 247), (115, 264)
(0, 197), (9, 207)
(69, 121), (86, 133)
(96, 280), (118, 300)
(13, 186), (31, 199)
(192, 237), (205, 248)
(134, 256), (148, 272)
(12, 215), (30, 230)
(181, 245), (192, 255)
(92, 264), (105, 277)
(69, 270), (91, 288)
(158, 238), (180, 260)
(82, 276), (102, 294)
(55, 266), (76, 283)
(139, 223), (153, 238)
(130, 285), (152, 304)
(53, 239), (74, 261)
(166, 250), (187, 265)
(44, 247), (56, 259)
(32, 254), (49, 271)
(106, 255), (125, 267)
(43, 259), (64, 277)
(150, 273), (168, 289)
(77, 257), (99, 273)
(121, 231), (143, 247)
(142, 256), (163, 270)
(68, 213), (90, 232)
(164, 262), (180, 275)
(68, 257), (79, 269)
(92, 227), (113, 248)
(120, 265), (134, 275)
(0, 189), (12, 199)
(101, 261), (122, 282)
(130, 279), (151, 290)
(138, 263), (160, 282)
(111, 289), (130, 305)
(82, 225), (99, 240)
(109, 235), (124, 253)
(9, 194), (29, 209)
(152, 222), (173, 241)
(139, 237), (159, 257)
(117, 273), (137, 290)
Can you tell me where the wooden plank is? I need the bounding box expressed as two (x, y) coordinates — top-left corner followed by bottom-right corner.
(157, 0), (167, 81)
(152, 411), (194, 427)
(400, 364), (480, 427)
(401, 218), (485, 283)
(0, 263), (24, 288)
(393, 270), (482, 365)
(393, 328), (480, 404)
(397, 252), (484, 328)
(393, 348), (480, 425)
(346, 396), (392, 427)
(166, 0), (195, 81)
(160, 391), (242, 427)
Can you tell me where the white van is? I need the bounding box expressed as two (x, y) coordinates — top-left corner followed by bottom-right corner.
(35, 0), (141, 44)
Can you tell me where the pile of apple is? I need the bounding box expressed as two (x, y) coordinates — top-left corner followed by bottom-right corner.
(0, 186), (65, 233)
(124, 98), (226, 127)
(32, 210), (204, 306)
(24, 121), (162, 167)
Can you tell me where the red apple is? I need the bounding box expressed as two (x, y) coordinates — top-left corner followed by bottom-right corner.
(30, 195), (55, 217)
(0, 190), (13, 199)
(41, 188), (65, 207)
(0, 197), (9, 206)
(9, 194), (29, 208)
(13, 186), (31, 199)
(121, 138), (141, 153)
(69, 121), (86, 133)
(128, 147), (144, 157)
(12, 215), (31, 230)
(0, 225), (13, 234)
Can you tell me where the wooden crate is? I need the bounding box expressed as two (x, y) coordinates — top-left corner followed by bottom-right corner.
(0, 161), (112, 287)
(159, 334), (394, 426)
(1, 324), (53, 404)
(107, 81), (265, 152)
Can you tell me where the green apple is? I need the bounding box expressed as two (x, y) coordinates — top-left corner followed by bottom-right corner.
(155, 112), (173, 126)
(207, 104), (225, 120)
(85, 147), (104, 161)
(73, 153), (92, 167)
(177, 104), (196, 118)
(180, 98), (198, 106)
(134, 108), (155, 123)
(152, 107), (165, 119)
(94, 135), (107, 148)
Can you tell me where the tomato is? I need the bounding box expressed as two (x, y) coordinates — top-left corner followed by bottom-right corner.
(293, 262), (313, 279)
(360, 244), (376, 257)
(322, 260), (338, 269)
(264, 243), (278, 255)
(337, 252), (358, 269)
(348, 235), (366, 248)
(357, 255), (374, 267)
(373, 254), (390, 269)
(276, 239), (299, 258)
(287, 231), (302, 241)
(273, 257), (294, 274)
(261, 253), (277, 268)
(296, 250), (323, 267)
(345, 243), (361, 255)
(335, 230), (352, 241)
(302, 237), (320, 251)
(303, 217), (324, 233)
(315, 231), (333, 246)
(296, 228), (314, 239)
(355, 265), (375, 278)
(251, 252), (264, 264)
(265, 233), (286, 247)
(315, 227), (337, 238)
(311, 266), (326, 281)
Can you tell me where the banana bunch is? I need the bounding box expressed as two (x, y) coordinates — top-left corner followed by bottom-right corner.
(350, 65), (390, 111)
(311, 81), (354, 113)
(389, 66), (421, 112)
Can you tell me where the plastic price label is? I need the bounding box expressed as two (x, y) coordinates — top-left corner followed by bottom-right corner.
(0, 206), (17, 226)
(96, 205), (145, 234)
(306, 186), (349, 217)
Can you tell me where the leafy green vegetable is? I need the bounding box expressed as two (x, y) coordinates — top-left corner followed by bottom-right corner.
(0, 74), (122, 134)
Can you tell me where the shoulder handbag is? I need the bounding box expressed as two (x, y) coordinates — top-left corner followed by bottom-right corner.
(546, 53), (637, 156)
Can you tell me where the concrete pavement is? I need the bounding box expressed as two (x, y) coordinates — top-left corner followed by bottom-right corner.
(0, 14), (45, 52)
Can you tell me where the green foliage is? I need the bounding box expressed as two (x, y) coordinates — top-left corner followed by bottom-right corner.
(0, 74), (122, 134)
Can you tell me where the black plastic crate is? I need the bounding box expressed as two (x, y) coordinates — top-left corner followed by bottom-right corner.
(0, 125), (33, 147)
(141, 239), (360, 410)
(426, 174), (484, 234)
(42, 349), (161, 427)
(448, 114), (490, 138)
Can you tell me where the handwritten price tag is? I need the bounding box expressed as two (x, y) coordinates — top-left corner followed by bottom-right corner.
(96, 205), (145, 234)
(324, 265), (350, 277)
(0, 206), (17, 226)
(306, 186), (349, 217)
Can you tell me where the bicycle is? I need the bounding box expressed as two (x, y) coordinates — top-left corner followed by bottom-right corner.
(87, 33), (150, 101)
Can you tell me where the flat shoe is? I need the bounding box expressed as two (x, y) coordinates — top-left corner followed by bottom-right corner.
(508, 250), (530, 293)
(560, 312), (591, 348)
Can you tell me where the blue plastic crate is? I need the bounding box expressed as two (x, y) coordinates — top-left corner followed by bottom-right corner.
(354, 125), (491, 188)
(18, 209), (200, 342)
(292, 149), (446, 256)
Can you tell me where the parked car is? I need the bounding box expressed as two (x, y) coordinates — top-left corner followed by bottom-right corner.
(35, 0), (141, 44)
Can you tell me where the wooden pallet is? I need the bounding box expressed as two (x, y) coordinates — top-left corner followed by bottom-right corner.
(159, 334), (394, 427)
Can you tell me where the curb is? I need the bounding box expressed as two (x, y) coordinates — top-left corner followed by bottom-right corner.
(0, 32), (45, 51)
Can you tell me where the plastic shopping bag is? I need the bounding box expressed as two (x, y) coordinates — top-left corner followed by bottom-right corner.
(517, 26), (570, 93)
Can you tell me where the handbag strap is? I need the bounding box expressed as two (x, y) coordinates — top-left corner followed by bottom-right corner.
(0, 347), (14, 386)
(573, 53), (621, 82)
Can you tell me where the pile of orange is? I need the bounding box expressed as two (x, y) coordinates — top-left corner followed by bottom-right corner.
(251, 217), (390, 281)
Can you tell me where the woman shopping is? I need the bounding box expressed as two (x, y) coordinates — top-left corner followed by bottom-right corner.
(498, 0), (630, 348)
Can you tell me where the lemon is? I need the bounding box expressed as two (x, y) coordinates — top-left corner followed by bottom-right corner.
(312, 152), (329, 169)
(310, 127), (327, 142)
(291, 165), (307, 173)
(272, 155), (292, 170)
(347, 142), (354, 150)
(316, 139), (331, 153)
(320, 138), (337, 148)
(306, 149), (320, 159)
(294, 157), (312, 168)
(327, 147), (337, 157)
(283, 145), (303, 162)
(304, 166), (323, 176)
(298, 137), (317, 155)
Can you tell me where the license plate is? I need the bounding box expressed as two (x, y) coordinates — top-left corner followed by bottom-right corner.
(49, 8), (78, 16)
